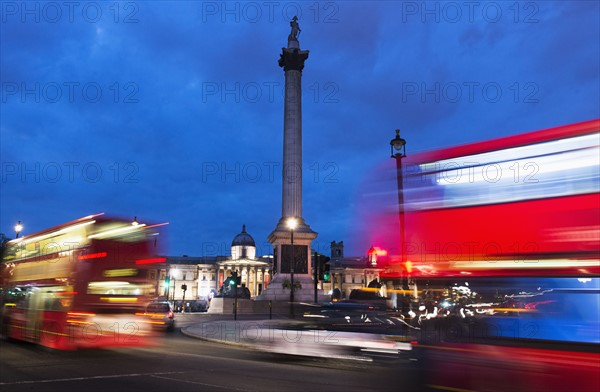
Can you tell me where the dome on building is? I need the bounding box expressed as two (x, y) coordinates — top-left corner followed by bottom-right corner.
(231, 225), (255, 247)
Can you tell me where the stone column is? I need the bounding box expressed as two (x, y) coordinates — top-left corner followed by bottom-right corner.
(260, 18), (319, 302)
(253, 268), (258, 296)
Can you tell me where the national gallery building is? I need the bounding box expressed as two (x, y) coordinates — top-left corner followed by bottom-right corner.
(156, 225), (272, 301)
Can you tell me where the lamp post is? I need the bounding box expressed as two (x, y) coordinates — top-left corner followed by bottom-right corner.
(390, 129), (407, 292)
(287, 217), (298, 317)
(14, 221), (23, 238)
(313, 250), (318, 304)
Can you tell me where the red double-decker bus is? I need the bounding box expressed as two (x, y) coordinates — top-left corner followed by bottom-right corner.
(368, 119), (599, 390)
(0, 214), (168, 350)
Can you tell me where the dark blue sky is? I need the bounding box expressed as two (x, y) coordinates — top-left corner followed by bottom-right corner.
(1, 1), (599, 257)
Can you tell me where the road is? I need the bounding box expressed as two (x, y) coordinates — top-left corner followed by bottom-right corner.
(0, 314), (422, 392)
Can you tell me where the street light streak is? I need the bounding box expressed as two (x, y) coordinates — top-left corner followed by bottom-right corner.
(0, 371), (187, 386)
(9, 220), (96, 245)
(149, 374), (255, 391)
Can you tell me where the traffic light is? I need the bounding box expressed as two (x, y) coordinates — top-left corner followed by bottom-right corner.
(164, 276), (171, 289)
(321, 256), (330, 282)
(229, 272), (241, 286)
(314, 253), (330, 281)
(322, 255), (331, 281)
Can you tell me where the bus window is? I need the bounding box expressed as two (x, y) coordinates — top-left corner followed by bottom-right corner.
(87, 281), (153, 296)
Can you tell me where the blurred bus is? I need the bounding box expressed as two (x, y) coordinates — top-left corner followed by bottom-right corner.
(0, 214), (168, 350)
(407, 274), (599, 391)
(378, 119), (599, 391)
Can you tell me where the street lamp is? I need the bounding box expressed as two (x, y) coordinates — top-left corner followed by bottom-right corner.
(132, 216), (139, 226)
(14, 221), (23, 238)
(390, 129), (407, 304)
(390, 129), (407, 264)
(286, 217), (298, 317)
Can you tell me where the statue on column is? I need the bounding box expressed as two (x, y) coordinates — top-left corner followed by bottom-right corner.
(289, 16), (301, 41)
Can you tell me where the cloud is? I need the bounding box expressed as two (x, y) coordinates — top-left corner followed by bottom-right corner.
(1, 1), (598, 258)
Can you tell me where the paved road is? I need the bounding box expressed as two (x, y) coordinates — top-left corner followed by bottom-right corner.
(1, 315), (422, 392)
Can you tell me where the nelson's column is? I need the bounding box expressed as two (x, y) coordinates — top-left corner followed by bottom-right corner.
(260, 17), (319, 302)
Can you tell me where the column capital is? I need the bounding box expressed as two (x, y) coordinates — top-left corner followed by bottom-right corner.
(279, 47), (309, 72)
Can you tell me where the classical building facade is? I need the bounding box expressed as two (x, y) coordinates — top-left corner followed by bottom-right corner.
(157, 226), (271, 300)
(216, 225), (271, 297)
(154, 233), (385, 305)
(327, 241), (383, 300)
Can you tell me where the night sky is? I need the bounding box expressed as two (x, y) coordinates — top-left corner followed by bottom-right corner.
(1, 1), (599, 257)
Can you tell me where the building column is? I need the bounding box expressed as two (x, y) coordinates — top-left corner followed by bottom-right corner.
(260, 269), (265, 292)
(253, 268), (258, 296)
